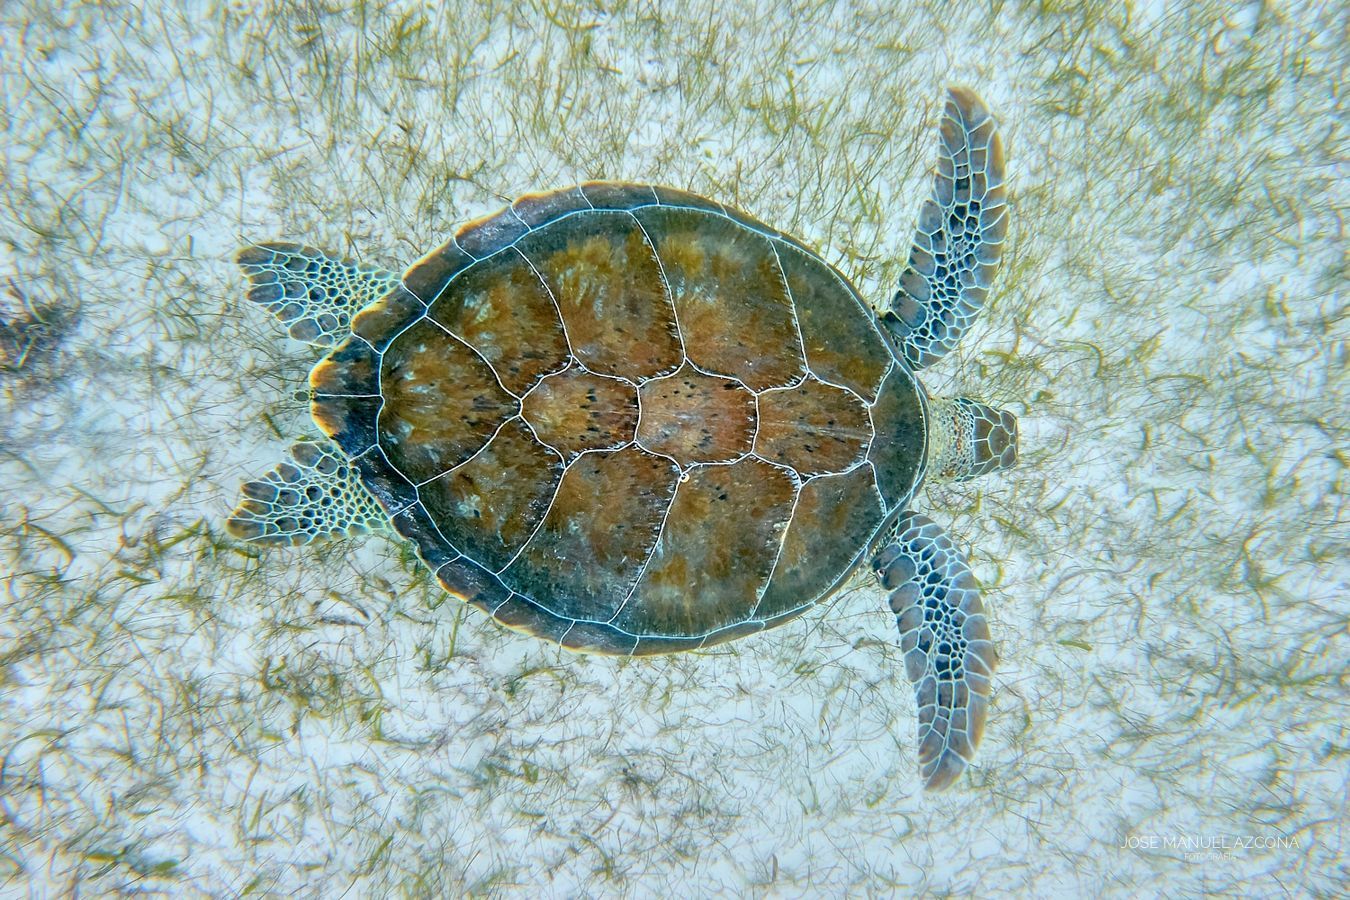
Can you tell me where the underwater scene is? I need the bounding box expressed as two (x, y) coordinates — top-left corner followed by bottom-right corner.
(1, 0), (1342, 895)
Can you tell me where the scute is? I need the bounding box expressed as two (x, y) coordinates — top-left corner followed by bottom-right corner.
(636, 364), (757, 465)
(521, 365), (639, 457)
(418, 417), (566, 572)
(777, 242), (893, 401)
(500, 446), (680, 622)
(615, 456), (797, 638)
(312, 183), (925, 653)
(868, 366), (927, 508)
(754, 377), (873, 476)
(376, 318), (519, 485)
(756, 464), (887, 618)
(426, 248), (569, 395)
(516, 210), (682, 379)
(633, 205), (806, 391)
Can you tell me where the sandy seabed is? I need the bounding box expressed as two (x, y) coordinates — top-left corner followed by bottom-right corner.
(1, 1), (1344, 896)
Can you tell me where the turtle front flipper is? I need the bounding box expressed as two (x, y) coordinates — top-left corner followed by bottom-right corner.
(226, 441), (387, 545)
(873, 511), (998, 792)
(236, 243), (400, 347)
(884, 88), (1008, 370)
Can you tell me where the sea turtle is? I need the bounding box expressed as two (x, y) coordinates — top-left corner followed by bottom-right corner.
(227, 87), (1017, 791)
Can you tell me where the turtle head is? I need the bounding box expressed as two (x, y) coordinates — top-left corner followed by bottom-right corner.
(925, 397), (1018, 482)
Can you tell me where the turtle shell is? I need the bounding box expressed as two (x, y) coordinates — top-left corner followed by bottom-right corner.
(310, 182), (926, 655)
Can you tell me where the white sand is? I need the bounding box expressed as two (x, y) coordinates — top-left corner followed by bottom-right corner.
(1, 0), (1343, 895)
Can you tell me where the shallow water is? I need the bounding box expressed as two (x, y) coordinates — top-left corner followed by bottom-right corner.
(1, 1), (1343, 894)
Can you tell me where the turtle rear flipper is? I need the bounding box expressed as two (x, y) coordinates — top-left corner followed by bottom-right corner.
(227, 441), (387, 545)
(885, 87), (1009, 369)
(236, 243), (400, 347)
(873, 511), (998, 791)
